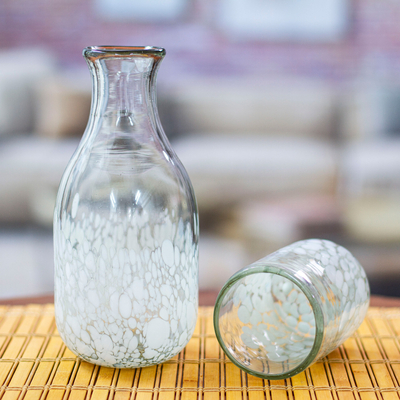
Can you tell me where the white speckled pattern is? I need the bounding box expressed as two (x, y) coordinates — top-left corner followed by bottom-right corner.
(216, 239), (370, 378)
(54, 46), (199, 368)
(54, 206), (198, 368)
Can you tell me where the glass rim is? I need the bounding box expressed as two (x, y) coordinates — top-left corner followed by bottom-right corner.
(83, 46), (166, 59)
(213, 263), (325, 380)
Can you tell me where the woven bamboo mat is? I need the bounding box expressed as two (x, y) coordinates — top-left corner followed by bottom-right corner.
(0, 306), (400, 400)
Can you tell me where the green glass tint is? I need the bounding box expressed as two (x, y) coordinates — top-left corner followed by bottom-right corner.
(214, 239), (370, 379)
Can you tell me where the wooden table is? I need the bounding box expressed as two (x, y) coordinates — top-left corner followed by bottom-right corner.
(0, 292), (399, 307)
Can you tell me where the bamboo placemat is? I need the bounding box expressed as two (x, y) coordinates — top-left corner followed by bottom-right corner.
(0, 306), (400, 400)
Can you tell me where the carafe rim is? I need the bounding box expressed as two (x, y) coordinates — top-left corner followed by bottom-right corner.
(83, 46), (165, 60)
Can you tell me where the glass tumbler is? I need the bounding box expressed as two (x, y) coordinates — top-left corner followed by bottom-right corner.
(214, 239), (370, 379)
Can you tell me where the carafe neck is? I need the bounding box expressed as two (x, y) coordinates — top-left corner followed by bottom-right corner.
(83, 46), (165, 139)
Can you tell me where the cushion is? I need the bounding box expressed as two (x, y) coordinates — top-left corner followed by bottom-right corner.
(168, 78), (337, 139)
(0, 47), (56, 137)
(173, 134), (337, 210)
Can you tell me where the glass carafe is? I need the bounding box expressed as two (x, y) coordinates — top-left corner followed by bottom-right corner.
(53, 46), (199, 368)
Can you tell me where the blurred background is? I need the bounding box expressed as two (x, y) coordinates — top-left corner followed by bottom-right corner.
(0, 0), (400, 300)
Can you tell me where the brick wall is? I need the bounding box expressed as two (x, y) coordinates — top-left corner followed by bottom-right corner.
(1, 0), (400, 84)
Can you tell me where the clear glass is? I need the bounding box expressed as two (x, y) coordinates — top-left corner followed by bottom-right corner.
(214, 239), (370, 379)
(54, 46), (199, 368)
